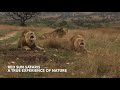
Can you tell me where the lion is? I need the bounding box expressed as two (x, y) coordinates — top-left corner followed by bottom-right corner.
(18, 30), (45, 51)
(70, 35), (88, 54)
(39, 28), (68, 40)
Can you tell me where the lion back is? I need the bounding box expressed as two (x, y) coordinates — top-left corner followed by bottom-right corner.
(39, 28), (68, 40)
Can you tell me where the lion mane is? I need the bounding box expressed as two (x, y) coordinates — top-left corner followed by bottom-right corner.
(18, 30), (45, 51)
(70, 35), (87, 54)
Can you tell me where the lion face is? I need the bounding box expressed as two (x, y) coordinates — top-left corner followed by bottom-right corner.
(57, 28), (68, 38)
(77, 37), (85, 47)
(24, 31), (36, 43)
(71, 34), (87, 53)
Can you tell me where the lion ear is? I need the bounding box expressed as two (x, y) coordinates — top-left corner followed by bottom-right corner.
(23, 33), (27, 37)
(64, 28), (68, 33)
(66, 29), (68, 33)
(22, 32), (26, 37)
(22, 30), (28, 37)
(61, 27), (63, 30)
(59, 27), (63, 30)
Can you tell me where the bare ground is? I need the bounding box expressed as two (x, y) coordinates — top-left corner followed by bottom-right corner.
(0, 31), (17, 40)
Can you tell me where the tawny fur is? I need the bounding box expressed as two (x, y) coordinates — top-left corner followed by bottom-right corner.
(39, 28), (68, 40)
(70, 35), (87, 54)
(18, 30), (45, 51)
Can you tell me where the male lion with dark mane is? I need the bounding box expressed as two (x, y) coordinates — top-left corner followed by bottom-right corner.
(18, 30), (45, 51)
(70, 35), (88, 54)
(39, 28), (68, 40)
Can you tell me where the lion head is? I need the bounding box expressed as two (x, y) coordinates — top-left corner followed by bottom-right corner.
(18, 30), (36, 49)
(70, 35), (87, 54)
(75, 35), (85, 47)
(56, 28), (68, 38)
(23, 31), (36, 45)
(18, 30), (45, 51)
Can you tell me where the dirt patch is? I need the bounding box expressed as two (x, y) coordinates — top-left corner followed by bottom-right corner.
(0, 31), (17, 40)
(0, 40), (18, 47)
(0, 50), (49, 63)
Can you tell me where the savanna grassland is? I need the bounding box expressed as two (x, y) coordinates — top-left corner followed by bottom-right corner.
(0, 24), (120, 78)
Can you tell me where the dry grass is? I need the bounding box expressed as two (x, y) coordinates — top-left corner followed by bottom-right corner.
(43, 38), (63, 49)
(0, 25), (120, 78)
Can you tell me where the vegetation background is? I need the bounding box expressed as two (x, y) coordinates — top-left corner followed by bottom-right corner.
(0, 12), (120, 78)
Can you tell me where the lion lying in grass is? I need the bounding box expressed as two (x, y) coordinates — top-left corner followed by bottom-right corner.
(18, 30), (45, 51)
(70, 35), (88, 54)
(39, 28), (68, 40)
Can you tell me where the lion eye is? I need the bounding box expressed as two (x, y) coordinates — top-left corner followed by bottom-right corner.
(81, 40), (83, 42)
(30, 33), (33, 35)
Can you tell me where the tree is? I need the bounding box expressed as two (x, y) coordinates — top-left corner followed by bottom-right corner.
(5, 12), (38, 26)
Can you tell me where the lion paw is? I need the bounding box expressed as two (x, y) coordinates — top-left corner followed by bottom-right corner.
(23, 46), (31, 51)
(36, 46), (45, 51)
